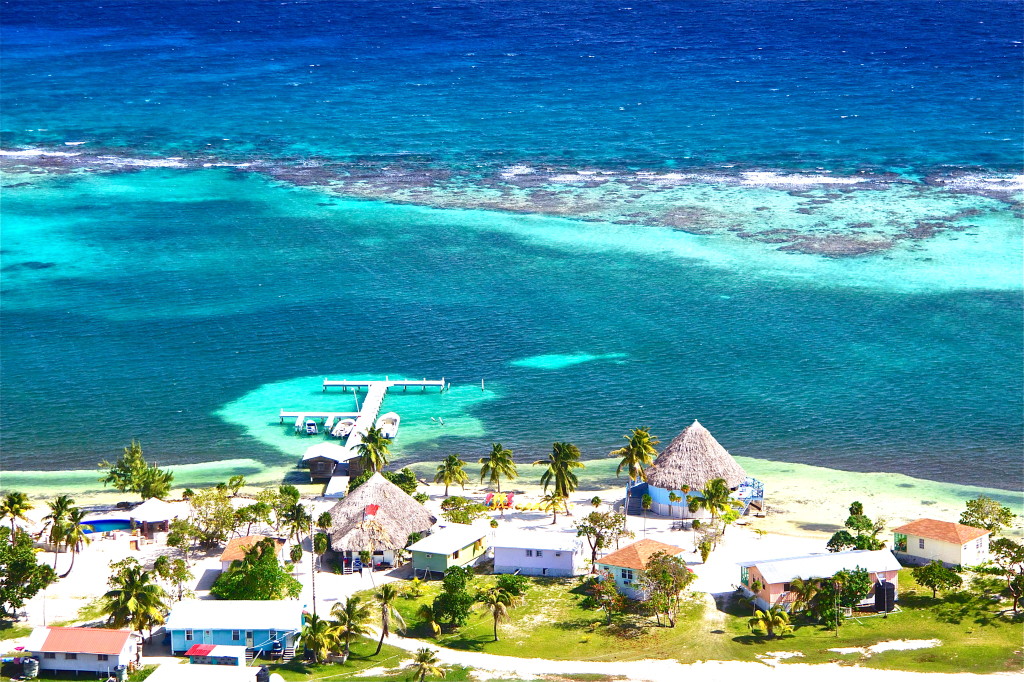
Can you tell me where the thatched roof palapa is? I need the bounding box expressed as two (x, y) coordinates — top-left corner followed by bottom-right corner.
(645, 420), (747, 491)
(327, 472), (436, 552)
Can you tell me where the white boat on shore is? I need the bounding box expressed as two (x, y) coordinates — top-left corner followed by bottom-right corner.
(376, 412), (400, 438)
(331, 418), (356, 438)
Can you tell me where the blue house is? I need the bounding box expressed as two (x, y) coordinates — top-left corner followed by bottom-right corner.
(165, 600), (304, 659)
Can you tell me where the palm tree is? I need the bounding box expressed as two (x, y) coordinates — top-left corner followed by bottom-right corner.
(609, 427), (659, 484)
(687, 478), (737, 545)
(317, 511), (333, 532)
(298, 613), (337, 664)
(102, 565), (168, 639)
(416, 603), (441, 638)
(479, 588), (516, 641)
(539, 492), (566, 525)
(641, 493), (652, 538)
(534, 442), (584, 513)
(42, 495), (75, 566)
(357, 426), (391, 474)
(748, 607), (792, 639)
(479, 443), (517, 493)
(59, 508), (92, 578)
(407, 647), (445, 682)
(373, 583), (406, 655)
(0, 492), (33, 541)
(331, 595), (374, 658)
(789, 577), (821, 615)
(433, 454), (469, 497)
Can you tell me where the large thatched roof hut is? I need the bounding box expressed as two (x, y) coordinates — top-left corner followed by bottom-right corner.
(646, 420), (747, 491)
(636, 420), (761, 520)
(327, 473), (436, 564)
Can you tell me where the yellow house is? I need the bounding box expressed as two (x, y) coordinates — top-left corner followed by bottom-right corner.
(892, 518), (990, 568)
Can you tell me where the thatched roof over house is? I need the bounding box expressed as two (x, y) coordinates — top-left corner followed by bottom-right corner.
(327, 473), (436, 552)
(645, 420), (747, 491)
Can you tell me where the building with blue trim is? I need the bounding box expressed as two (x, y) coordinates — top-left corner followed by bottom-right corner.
(165, 600), (304, 661)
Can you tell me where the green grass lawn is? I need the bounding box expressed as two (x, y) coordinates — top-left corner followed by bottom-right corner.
(0, 621), (31, 641)
(358, 569), (1023, 674)
(263, 637), (476, 682)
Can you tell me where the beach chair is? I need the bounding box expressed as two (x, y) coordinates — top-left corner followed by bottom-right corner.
(485, 493), (494, 505)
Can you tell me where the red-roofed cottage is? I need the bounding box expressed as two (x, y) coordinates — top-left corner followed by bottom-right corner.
(25, 626), (140, 676)
(594, 538), (688, 599)
(893, 518), (991, 568)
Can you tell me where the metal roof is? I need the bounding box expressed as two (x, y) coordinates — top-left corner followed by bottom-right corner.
(165, 600), (304, 632)
(492, 529), (583, 552)
(407, 523), (488, 555)
(27, 627), (133, 655)
(740, 549), (901, 585)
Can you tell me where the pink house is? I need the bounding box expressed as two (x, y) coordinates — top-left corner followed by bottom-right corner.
(739, 549), (902, 611)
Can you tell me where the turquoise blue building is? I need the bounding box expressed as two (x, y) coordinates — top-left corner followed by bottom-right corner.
(629, 421), (764, 519)
(165, 600), (304, 659)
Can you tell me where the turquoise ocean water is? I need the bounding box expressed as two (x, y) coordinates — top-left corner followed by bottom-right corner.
(1, 1), (1021, 493)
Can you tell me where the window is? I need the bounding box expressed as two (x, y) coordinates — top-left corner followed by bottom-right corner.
(269, 629), (277, 640)
(536, 550), (543, 558)
(621, 568), (633, 583)
(452, 549), (460, 560)
(98, 654), (109, 661)
(65, 653), (78, 660)
(185, 629), (194, 641)
(555, 552), (562, 557)
(43, 653), (55, 660)
(919, 538), (925, 550)
(783, 583), (791, 592)
(425, 553), (432, 558)
(976, 537), (985, 551)
(232, 630), (241, 641)
(526, 549), (533, 557)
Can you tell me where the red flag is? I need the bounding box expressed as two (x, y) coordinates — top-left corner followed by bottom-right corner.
(364, 504), (380, 517)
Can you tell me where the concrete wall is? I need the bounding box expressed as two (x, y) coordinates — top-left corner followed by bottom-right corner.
(493, 546), (582, 577)
(895, 533), (988, 568)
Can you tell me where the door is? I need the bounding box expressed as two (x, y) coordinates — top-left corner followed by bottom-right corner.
(203, 630), (213, 644)
(245, 631), (254, 647)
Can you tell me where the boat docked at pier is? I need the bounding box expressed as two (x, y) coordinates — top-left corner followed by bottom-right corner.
(376, 412), (400, 438)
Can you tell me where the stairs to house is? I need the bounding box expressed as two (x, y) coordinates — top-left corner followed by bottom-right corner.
(282, 646), (296, 662)
(627, 497), (643, 515)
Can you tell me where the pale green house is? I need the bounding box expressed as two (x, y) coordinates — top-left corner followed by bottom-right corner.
(407, 523), (489, 576)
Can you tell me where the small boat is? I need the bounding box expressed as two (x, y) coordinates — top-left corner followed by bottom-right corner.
(304, 419), (319, 435)
(376, 412), (400, 439)
(331, 418), (356, 438)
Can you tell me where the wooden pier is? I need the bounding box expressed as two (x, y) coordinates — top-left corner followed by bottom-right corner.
(323, 376), (446, 392)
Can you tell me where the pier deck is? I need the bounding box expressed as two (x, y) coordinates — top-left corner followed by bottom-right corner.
(323, 377), (446, 392)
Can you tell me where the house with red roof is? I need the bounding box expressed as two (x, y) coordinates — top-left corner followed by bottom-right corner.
(593, 538), (688, 599)
(219, 535), (287, 572)
(25, 626), (140, 676)
(892, 518), (991, 568)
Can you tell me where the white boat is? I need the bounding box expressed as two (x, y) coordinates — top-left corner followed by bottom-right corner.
(375, 412), (400, 439)
(304, 419), (319, 435)
(331, 418), (356, 438)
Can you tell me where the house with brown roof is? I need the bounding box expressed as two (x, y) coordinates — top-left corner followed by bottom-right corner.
(220, 535), (287, 572)
(594, 538), (688, 599)
(25, 626), (140, 676)
(892, 518), (990, 568)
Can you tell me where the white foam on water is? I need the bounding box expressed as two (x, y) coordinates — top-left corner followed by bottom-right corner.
(740, 171), (869, 186)
(0, 148), (81, 157)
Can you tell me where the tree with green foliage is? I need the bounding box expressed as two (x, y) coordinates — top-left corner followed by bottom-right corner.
(407, 647), (445, 682)
(789, 577), (820, 615)
(434, 454), (469, 496)
(211, 537), (302, 600)
(432, 565), (475, 629)
(297, 613), (337, 664)
(317, 511), (332, 532)
(913, 560), (963, 598)
(478, 587), (518, 641)
(698, 540), (712, 563)
(98, 441), (173, 500)
(636, 551), (695, 627)
(235, 502), (272, 537)
(331, 595), (374, 657)
(540, 492), (567, 525)
(0, 526), (57, 617)
(373, 582), (406, 655)
(226, 475), (246, 497)
(102, 560), (168, 638)
(641, 493), (653, 537)
(575, 510), (633, 573)
(818, 566), (872, 633)
(961, 496), (1016, 535)
(313, 532), (329, 571)
(439, 496), (488, 525)
(987, 537), (1024, 613)
(748, 607), (792, 639)
(348, 467), (419, 495)
(0, 492), (33, 540)
(281, 502), (312, 546)
(687, 478), (738, 545)
(587, 571), (627, 624)
(167, 518), (198, 565)
(188, 487), (238, 547)
(42, 495), (75, 567)
(59, 508), (93, 578)
(357, 426), (391, 474)
(479, 443), (517, 492)
(495, 573), (530, 599)
(152, 555), (194, 602)
(827, 501), (886, 552)
(609, 426), (659, 483)
(534, 442), (584, 512)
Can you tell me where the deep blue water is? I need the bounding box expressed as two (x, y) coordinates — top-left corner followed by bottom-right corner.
(1, 1), (1021, 491)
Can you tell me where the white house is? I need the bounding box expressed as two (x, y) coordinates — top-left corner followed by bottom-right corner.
(25, 626), (139, 676)
(492, 529), (586, 577)
(892, 518), (991, 568)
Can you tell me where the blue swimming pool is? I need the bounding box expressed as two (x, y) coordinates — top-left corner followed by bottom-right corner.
(81, 519), (133, 534)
